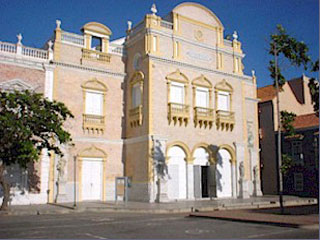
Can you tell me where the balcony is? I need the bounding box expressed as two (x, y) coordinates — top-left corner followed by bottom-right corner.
(129, 105), (143, 127)
(82, 48), (111, 63)
(168, 102), (189, 126)
(216, 110), (235, 130)
(194, 107), (214, 128)
(83, 114), (105, 133)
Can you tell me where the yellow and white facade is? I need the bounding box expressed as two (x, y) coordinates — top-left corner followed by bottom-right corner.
(0, 2), (262, 204)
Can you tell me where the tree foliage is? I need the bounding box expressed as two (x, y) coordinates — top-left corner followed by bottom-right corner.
(280, 154), (293, 176)
(308, 59), (319, 113)
(280, 110), (297, 136)
(269, 24), (311, 87)
(0, 90), (73, 210)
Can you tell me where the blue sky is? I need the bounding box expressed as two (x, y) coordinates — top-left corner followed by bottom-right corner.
(0, 0), (318, 87)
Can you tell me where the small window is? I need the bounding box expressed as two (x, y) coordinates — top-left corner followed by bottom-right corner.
(131, 83), (141, 108)
(91, 36), (102, 51)
(217, 91), (230, 111)
(153, 36), (157, 52)
(294, 173), (303, 191)
(170, 82), (184, 104)
(196, 87), (209, 108)
(292, 141), (303, 165)
(85, 91), (103, 115)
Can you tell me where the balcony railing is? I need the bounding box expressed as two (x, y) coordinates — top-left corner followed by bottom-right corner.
(160, 20), (173, 29)
(0, 41), (16, 53)
(129, 105), (143, 127)
(194, 107), (214, 128)
(83, 114), (105, 132)
(82, 48), (111, 63)
(61, 31), (84, 46)
(216, 110), (235, 130)
(168, 102), (189, 126)
(22, 46), (48, 59)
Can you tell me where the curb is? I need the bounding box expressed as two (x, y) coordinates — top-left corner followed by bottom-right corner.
(1, 198), (317, 216)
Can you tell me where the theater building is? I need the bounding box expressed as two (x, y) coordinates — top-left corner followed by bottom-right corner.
(0, 2), (262, 205)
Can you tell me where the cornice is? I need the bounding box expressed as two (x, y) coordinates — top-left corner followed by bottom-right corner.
(52, 61), (126, 79)
(0, 54), (48, 71)
(148, 54), (253, 83)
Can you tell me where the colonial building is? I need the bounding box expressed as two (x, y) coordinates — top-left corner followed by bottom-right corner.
(0, 2), (261, 205)
(258, 75), (317, 196)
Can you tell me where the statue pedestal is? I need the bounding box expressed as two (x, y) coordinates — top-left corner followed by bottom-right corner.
(155, 179), (169, 203)
(55, 180), (67, 203)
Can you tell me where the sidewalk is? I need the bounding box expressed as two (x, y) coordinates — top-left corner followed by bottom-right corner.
(0, 195), (317, 216)
(189, 204), (319, 229)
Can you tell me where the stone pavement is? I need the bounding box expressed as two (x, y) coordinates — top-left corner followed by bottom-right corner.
(0, 195), (317, 216)
(189, 204), (319, 229)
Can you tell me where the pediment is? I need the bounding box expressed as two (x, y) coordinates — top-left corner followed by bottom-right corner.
(0, 79), (34, 91)
(215, 79), (233, 92)
(82, 22), (112, 36)
(172, 2), (224, 29)
(192, 75), (212, 88)
(78, 145), (107, 158)
(81, 78), (108, 92)
(166, 69), (188, 83)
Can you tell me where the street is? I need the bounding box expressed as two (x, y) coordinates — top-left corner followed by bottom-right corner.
(0, 211), (318, 239)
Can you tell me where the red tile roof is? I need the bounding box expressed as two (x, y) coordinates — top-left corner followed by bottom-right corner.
(292, 113), (319, 129)
(257, 85), (277, 102)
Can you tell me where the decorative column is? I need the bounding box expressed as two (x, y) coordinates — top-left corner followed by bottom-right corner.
(186, 157), (194, 200)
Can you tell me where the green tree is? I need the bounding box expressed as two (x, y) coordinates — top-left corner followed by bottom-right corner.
(269, 24), (311, 214)
(308, 59), (319, 113)
(281, 110), (297, 136)
(0, 90), (73, 211)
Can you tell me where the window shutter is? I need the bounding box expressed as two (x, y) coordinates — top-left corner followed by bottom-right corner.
(86, 92), (103, 115)
(218, 91), (229, 111)
(170, 83), (184, 104)
(196, 88), (209, 108)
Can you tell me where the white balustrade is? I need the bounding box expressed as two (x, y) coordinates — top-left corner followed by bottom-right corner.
(61, 31), (84, 46)
(160, 20), (173, 29)
(109, 43), (124, 55)
(0, 41), (17, 53)
(22, 46), (48, 59)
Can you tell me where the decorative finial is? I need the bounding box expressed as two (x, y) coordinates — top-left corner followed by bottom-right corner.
(56, 19), (61, 29)
(17, 33), (22, 44)
(232, 31), (238, 40)
(251, 69), (255, 77)
(151, 3), (157, 15)
(127, 21), (132, 30)
(48, 40), (53, 50)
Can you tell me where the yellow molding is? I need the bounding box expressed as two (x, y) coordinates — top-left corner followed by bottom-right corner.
(191, 143), (216, 165)
(179, 14), (218, 31)
(217, 144), (236, 165)
(165, 141), (191, 164)
(172, 2), (224, 29)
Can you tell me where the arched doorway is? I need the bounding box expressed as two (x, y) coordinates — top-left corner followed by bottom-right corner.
(167, 146), (187, 200)
(193, 147), (210, 198)
(216, 148), (232, 197)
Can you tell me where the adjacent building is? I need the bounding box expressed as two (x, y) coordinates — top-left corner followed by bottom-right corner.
(0, 2), (261, 205)
(258, 75), (318, 196)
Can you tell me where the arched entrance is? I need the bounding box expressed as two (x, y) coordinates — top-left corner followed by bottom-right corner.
(216, 148), (232, 197)
(167, 146), (187, 200)
(193, 147), (210, 198)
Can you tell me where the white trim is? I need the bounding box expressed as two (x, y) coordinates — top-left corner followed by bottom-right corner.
(73, 137), (123, 144)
